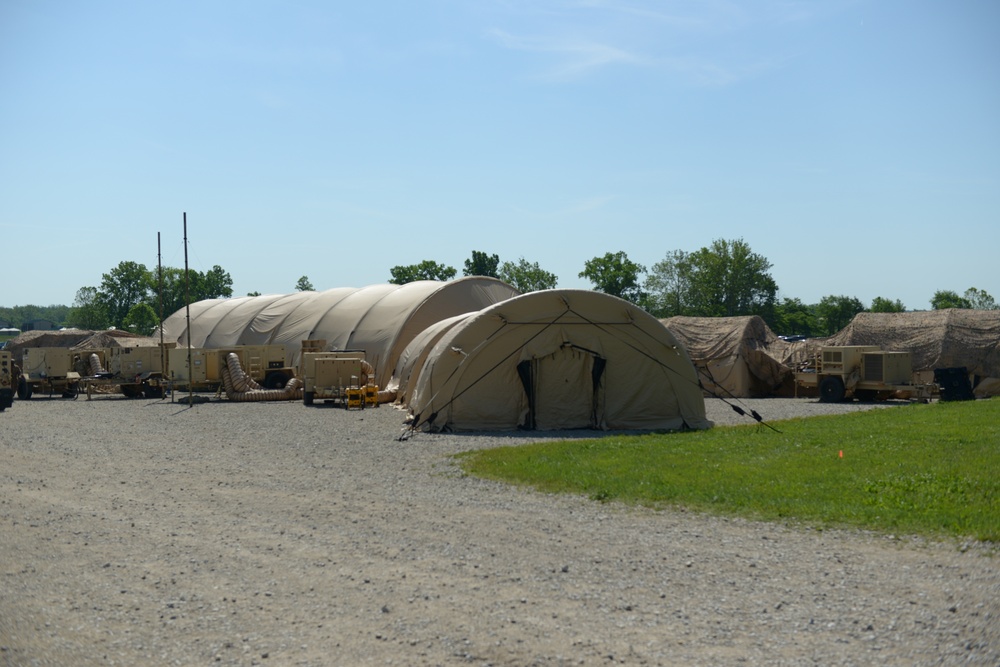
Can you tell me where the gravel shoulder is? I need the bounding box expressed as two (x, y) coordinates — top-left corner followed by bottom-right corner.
(1, 396), (997, 666)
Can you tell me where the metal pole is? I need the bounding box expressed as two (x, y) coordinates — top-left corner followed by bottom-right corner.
(184, 213), (193, 406)
(158, 232), (165, 398)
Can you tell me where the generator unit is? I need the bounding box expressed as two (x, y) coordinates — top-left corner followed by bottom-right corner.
(796, 345), (934, 402)
(18, 347), (110, 399)
(108, 345), (172, 398)
(168, 344), (293, 391)
(301, 350), (368, 407)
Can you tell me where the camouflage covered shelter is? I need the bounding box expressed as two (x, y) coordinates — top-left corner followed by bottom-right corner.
(826, 309), (1000, 397)
(659, 315), (808, 398)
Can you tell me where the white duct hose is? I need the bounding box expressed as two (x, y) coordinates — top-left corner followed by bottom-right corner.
(89, 353), (107, 375)
(221, 353), (303, 402)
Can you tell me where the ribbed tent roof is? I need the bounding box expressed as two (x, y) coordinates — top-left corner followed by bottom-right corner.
(403, 290), (711, 432)
(159, 278), (520, 387)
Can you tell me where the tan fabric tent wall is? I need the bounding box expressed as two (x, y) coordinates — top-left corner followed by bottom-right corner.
(825, 309), (1000, 397)
(404, 290), (711, 432)
(159, 278), (520, 388)
(660, 316), (803, 398)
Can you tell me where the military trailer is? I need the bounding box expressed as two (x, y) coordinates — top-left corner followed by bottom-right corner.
(168, 344), (294, 392)
(107, 345), (173, 398)
(1, 349), (14, 411)
(18, 347), (111, 399)
(301, 350), (370, 407)
(795, 345), (935, 402)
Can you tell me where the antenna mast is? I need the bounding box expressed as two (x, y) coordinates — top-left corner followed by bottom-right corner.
(184, 213), (193, 406)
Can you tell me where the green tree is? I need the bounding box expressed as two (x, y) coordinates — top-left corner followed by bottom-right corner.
(648, 239), (777, 320)
(66, 286), (110, 330)
(963, 287), (998, 310)
(202, 265), (234, 300)
(247, 291), (262, 297)
(121, 302), (159, 335)
(498, 258), (558, 293)
(0, 305), (70, 329)
(869, 296), (906, 313)
(688, 239), (777, 319)
(296, 276), (315, 291)
(97, 261), (153, 329)
(930, 290), (972, 310)
(388, 260), (457, 285)
(153, 265), (234, 317)
(579, 251), (647, 303)
(816, 295), (865, 335)
(772, 297), (816, 337)
(643, 250), (692, 317)
(463, 251), (501, 278)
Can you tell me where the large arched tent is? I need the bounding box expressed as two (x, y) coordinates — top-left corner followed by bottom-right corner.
(402, 290), (712, 432)
(159, 278), (520, 387)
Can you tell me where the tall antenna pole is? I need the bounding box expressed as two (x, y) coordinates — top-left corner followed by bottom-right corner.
(158, 232), (165, 394)
(184, 212), (193, 406)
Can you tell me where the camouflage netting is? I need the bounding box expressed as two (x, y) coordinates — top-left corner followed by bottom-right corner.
(5, 329), (162, 358)
(662, 310), (1000, 398)
(660, 315), (811, 398)
(825, 309), (1000, 395)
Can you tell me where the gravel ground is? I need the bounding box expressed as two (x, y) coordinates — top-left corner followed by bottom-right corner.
(1, 395), (997, 666)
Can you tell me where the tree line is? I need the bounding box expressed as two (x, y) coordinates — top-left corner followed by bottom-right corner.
(387, 240), (996, 337)
(64, 262), (234, 333)
(2, 238), (996, 337)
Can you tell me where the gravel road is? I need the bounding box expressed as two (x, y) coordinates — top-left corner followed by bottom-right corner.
(1, 396), (997, 666)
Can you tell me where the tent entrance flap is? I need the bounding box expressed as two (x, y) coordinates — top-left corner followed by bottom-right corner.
(518, 346), (606, 430)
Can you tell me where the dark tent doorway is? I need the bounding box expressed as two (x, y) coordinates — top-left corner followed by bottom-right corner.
(519, 345), (606, 430)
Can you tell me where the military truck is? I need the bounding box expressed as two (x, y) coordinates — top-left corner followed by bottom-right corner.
(168, 344), (294, 392)
(1, 349), (14, 410)
(794, 345), (935, 402)
(18, 347), (111, 399)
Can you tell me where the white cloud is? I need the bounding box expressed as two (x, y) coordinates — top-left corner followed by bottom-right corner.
(488, 29), (644, 80)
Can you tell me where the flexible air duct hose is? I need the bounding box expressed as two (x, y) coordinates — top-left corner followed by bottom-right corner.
(360, 360), (374, 385)
(221, 353), (303, 402)
(225, 353), (264, 392)
(89, 353), (107, 375)
(357, 359), (395, 403)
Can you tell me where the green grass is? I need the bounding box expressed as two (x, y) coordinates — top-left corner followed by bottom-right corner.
(455, 399), (1000, 542)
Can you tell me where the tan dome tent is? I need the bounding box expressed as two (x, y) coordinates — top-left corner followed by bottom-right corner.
(825, 309), (1000, 397)
(402, 290), (712, 432)
(159, 278), (520, 388)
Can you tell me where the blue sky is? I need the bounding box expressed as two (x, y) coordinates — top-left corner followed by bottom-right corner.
(2, 0), (998, 312)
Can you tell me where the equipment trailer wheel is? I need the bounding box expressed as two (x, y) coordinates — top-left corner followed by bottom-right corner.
(142, 383), (164, 399)
(17, 378), (33, 400)
(121, 385), (142, 398)
(819, 376), (846, 403)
